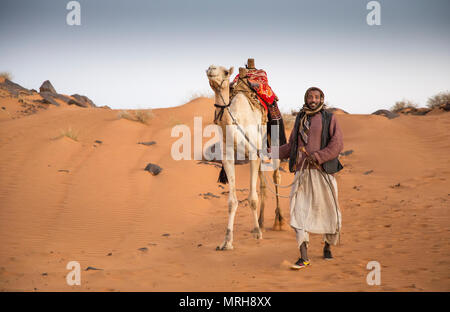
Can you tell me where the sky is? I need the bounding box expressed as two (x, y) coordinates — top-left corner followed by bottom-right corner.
(0, 0), (449, 114)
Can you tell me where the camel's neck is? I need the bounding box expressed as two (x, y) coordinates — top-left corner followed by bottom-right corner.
(213, 86), (232, 126)
(214, 87), (230, 107)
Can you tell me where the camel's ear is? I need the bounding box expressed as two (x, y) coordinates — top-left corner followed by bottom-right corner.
(224, 66), (234, 77)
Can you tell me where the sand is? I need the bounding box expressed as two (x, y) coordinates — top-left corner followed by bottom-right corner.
(0, 94), (449, 291)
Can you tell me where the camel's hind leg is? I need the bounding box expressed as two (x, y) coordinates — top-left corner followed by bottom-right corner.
(217, 159), (238, 250)
(272, 160), (285, 231)
(258, 168), (266, 231)
(249, 158), (262, 239)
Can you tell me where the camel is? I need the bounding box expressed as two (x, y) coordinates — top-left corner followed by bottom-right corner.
(206, 65), (284, 250)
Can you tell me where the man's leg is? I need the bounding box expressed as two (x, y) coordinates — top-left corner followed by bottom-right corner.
(323, 233), (339, 260)
(291, 228), (311, 269)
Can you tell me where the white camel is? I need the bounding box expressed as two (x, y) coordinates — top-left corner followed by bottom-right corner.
(206, 65), (284, 250)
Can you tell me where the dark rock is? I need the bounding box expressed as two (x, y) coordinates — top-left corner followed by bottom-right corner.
(106, 252), (112, 256)
(363, 170), (373, 175)
(1, 107), (5, 110)
(85, 266), (103, 271)
(68, 97), (88, 108)
(412, 108), (432, 115)
(138, 141), (156, 146)
(41, 272), (48, 276)
(162, 233), (170, 237)
(95, 140), (102, 144)
(340, 150), (354, 156)
(372, 109), (399, 119)
(38, 92), (60, 106)
(395, 107), (431, 116)
(0, 79), (32, 97)
(39, 80), (57, 94)
(70, 94), (96, 108)
(145, 163), (162, 175)
(440, 102), (450, 111)
(138, 247), (148, 252)
(51, 93), (73, 104)
(200, 192), (220, 199)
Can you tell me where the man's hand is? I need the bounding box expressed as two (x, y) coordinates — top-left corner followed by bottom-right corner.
(306, 154), (318, 166)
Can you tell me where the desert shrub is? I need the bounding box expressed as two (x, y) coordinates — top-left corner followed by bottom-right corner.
(391, 100), (418, 112)
(134, 109), (153, 124)
(0, 72), (12, 80)
(427, 91), (450, 109)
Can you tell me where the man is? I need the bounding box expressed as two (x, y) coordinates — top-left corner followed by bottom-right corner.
(271, 87), (344, 269)
(230, 58), (287, 147)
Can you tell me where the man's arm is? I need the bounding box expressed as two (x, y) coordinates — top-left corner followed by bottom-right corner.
(312, 114), (344, 165)
(272, 126), (294, 160)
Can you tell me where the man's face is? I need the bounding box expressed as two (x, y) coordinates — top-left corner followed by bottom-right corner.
(306, 90), (322, 109)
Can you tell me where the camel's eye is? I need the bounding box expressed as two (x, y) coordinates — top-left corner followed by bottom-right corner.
(224, 70), (229, 76)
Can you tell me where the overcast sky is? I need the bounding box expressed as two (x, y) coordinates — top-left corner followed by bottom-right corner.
(1, 0), (449, 113)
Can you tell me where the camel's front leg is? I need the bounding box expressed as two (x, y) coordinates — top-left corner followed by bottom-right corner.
(258, 168), (266, 231)
(217, 158), (238, 250)
(249, 158), (262, 239)
(272, 159), (285, 231)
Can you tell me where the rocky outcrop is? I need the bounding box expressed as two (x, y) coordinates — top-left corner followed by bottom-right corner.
(69, 94), (96, 108)
(372, 109), (399, 119)
(39, 80), (57, 94)
(0, 79), (33, 97)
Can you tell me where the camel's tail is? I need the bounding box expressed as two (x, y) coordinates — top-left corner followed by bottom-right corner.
(217, 165), (228, 184)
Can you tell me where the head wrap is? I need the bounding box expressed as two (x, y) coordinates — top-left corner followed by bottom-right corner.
(298, 87), (325, 145)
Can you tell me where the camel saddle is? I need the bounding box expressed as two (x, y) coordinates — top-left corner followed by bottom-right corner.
(229, 68), (282, 124)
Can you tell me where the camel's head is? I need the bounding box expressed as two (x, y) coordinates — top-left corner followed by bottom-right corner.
(206, 65), (234, 92)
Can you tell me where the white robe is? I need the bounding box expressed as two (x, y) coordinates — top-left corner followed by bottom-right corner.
(289, 169), (342, 235)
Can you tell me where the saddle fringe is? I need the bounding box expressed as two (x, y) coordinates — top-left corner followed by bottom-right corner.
(217, 165), (228, 184)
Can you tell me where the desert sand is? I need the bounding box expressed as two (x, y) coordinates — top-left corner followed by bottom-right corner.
(0, 82), (449, 291)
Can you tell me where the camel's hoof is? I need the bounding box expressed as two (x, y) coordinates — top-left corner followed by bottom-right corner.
(253, 231), (263, 239)
(251, 227), (263, 239)
(216, 242), (233, 251)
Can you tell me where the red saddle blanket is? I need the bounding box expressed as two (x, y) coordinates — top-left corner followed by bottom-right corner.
(231, 69), (277, 111)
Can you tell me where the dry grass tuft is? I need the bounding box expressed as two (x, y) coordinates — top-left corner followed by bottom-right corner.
(51, 126), (79, 141)
(118, 109), (153, 124)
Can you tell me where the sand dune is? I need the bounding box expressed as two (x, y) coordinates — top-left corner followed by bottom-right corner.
(0, 87), (449, 291)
